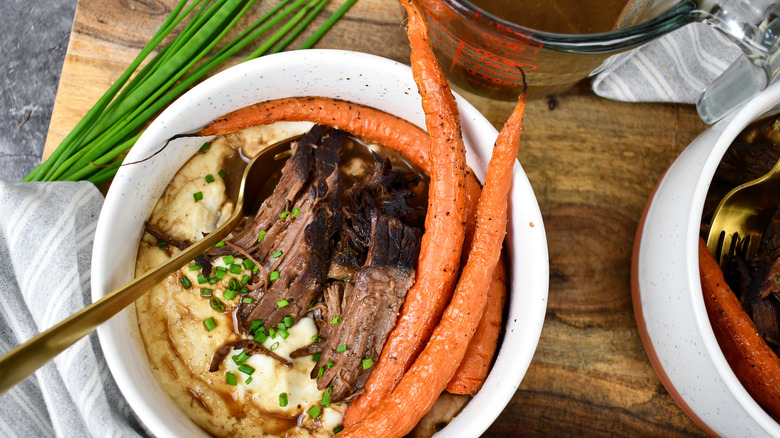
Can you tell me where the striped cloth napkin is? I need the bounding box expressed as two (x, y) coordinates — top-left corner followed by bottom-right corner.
(592, 21), (742, 104)
(0, 180), (146, 437)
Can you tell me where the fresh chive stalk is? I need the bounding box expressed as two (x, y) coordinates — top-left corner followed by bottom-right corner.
(28, 0), (355, 184)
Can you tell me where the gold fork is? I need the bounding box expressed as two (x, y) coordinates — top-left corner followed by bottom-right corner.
(0, 136), (296, 395)
(706, 157), (780, 267)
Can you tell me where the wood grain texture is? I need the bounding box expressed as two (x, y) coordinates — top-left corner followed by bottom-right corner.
(45, 0), (710, 436)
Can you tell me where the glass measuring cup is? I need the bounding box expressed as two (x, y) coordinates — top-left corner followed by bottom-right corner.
(418, 0), (780, 123)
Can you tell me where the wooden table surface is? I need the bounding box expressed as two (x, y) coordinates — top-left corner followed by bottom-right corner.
(45, 0), (711, 436)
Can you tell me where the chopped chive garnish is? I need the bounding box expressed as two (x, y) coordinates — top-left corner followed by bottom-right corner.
(293, 207), (300, 218)
(331, 317), (342, 324)
(284, 315), (293, 328)
(238, 364), (255, 375)
(252, 265), (259, 273)
(312, 352), (321, 362)
(223, 255), (234, 265)
(214, 241), (225, 248)
(326, 360), (334, 368)
(197, 273), (208, 284)
(257, 230), (267, 242)
(269, 328), (277, 338)
(215, 267), (227, 280)
(232, 351), (249, 365)
(317, 366), (324, 378)
(200, 143), (210, 153)
(253, 331), (267, 344)
(270, 342), (280, 351)
(362, 358), (373, 370)
(210, 297), (225, 312)
(218, 169), (227, 179)
(205, 174), (215, 183)
(229, 264), (242, 275)
(209, 278), (218, 284)
(279, 392), (288, 407)
(312, 336), (322, 343)
(336, 344), (347, 353)
(241, 274), (250, 285)
(249, 319), (263, 332)
(279, 211), (291, 220)
(240, 286), (249, 294)
(257, 326), (266, 333)
(308, 405), (321, 419)
(279, 328), (289, 339)
(271, 250), (283, 258)
(223, 289), (237, 300)
(156, 241), (169, 249)
(245, 376), (253, 385)
(180, 276), (192, 289)
(242, 259), (255, 270)
(321, 388), (331, 407)
(226, 372), (237, 386)
(193, 191), (203, 202)
(200, 288), (213, 297)
(334, 425), (343, 434)
(189, 263), (201, 271)
(228, 278), (239, 290)
(277, 322), (286, 330)
(242, 297), (254, 304)
(277, 298), (288, 306)
(203, 317), (216, 331)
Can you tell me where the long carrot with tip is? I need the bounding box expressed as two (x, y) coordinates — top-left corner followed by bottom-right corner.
(336, 0), (528, 434)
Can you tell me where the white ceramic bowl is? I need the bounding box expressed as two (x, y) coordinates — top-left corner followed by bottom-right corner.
(91, 50), (549, 437)
(633, 80), (780, 436)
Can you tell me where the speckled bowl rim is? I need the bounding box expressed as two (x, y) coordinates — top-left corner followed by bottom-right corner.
(632, 80), (780, 436)
(91, 49), (549, 437)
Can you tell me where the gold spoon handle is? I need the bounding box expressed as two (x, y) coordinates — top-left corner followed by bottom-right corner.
(0, 211), (241, 395)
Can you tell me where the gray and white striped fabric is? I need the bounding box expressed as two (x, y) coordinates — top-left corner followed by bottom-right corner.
(592, 21), (742, 103)
(0, 180), (147, 437)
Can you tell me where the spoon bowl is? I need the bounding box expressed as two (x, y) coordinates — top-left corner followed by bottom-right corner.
(0, 136), (294, 395)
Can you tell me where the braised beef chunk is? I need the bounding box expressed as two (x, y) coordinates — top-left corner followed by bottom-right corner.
(313, 214), (421, 402)
(208, 125), (320, 257)
(236, 127), (344, 332)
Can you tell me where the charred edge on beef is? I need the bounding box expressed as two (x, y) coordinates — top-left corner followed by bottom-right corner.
(327, 152), (423, 281)
(313, 214), (421, 402)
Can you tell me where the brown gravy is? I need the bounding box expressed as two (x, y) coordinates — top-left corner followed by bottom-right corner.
(468, 0), (630, 34)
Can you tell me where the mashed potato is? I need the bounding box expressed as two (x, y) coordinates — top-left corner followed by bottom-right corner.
(135, 123), (344, 437)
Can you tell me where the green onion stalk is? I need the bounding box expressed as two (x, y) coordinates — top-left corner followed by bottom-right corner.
(26, 0), (358, 184)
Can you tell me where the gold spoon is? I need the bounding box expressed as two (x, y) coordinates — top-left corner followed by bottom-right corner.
(0, 136), (296, 394)
(706, 157), (780, 267)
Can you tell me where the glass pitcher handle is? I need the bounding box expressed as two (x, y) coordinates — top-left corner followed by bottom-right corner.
(696, 0), (780, 123)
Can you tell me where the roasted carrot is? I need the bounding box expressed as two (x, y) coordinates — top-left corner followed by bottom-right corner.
(699, 238), (780, 418)
(446, 253), (506, 395)
(197, 96), (431, 168)
(338, 6), (527, 437)
(343, 0), (470, 423)
(338, 85), (526, 438)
